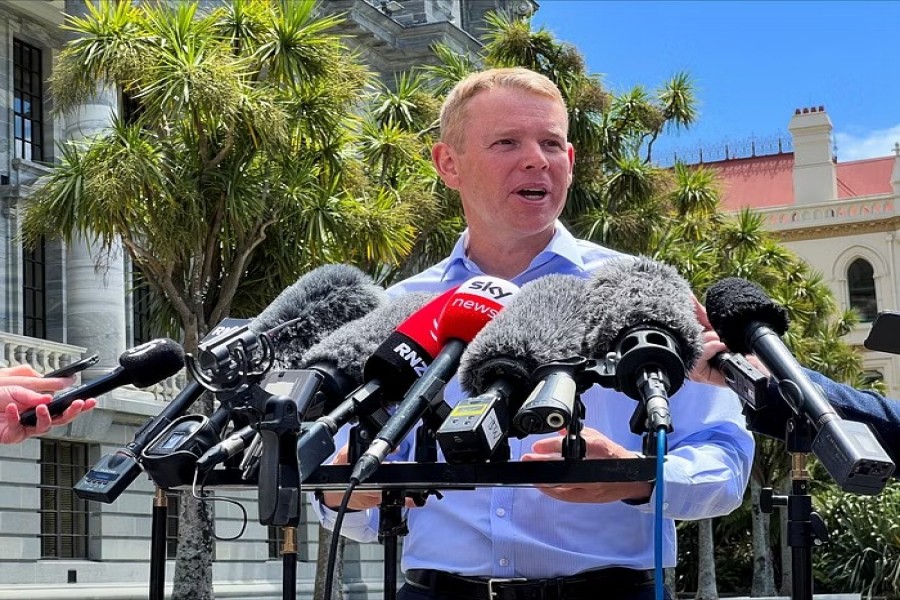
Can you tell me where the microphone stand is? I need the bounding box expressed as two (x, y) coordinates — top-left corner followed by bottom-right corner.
(760, 416), (827, 600)
(149, 487), (168, 600)
(378, 489), (408, 600)
(280, 526), (298, 600)
(253, 393), (306, 600)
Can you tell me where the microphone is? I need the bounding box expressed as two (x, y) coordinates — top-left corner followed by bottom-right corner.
(438, 274), (590, 463)
(351, 276), (519, 482)
(191, 264), (386, 390)
(20, 338), (186, 427)
(583, 256), (703, 434)
(705, 277), (895, 494)
(75, 264), (385, 502)
(250, 264), (386, 367)
(297, 290), (452, 481)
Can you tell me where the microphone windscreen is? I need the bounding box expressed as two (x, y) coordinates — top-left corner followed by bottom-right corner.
(705, 277), (790, 354)
(300, 292), (437, 386)
(436, 276), (519, 345)
(250, 264), (386, 367)
(118, 338), (186, 387)
(584, 256), (703, 369)
(458, 274), (588, 395)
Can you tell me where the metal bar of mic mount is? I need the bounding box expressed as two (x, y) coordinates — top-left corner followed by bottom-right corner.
(200, 457), (657, 490)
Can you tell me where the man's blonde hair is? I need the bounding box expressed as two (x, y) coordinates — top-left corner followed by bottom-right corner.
(439, 67), (567, 148)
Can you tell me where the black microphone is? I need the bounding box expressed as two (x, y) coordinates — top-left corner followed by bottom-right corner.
(351, 276), (520, 482)
(251, 264), (386, 367)
(297, 291), (451, 481)
(75, 264), (385, 502)
(583, 256), (703, 434)
(190, 264), (386, 391)
(438, 274), (590, 463)
(20, 338), (186, 427)
(187, 265), (389, 479)
(706, 277), (895, 494)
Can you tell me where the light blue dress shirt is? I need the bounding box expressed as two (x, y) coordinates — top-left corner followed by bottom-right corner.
(314, 222), (754, 578)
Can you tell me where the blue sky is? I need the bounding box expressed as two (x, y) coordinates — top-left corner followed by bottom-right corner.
(531, 0), (900, 164)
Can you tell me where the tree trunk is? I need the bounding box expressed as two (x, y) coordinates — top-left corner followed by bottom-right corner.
(314, 525), (345, 600)
(171, 492), (215, 600)
(750, 480), (776, 596)
(171, 380), (215, 598)
(695, 518), (718, 600)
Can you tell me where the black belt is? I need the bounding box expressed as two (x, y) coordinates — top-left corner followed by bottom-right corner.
(405, 567), (654, 600)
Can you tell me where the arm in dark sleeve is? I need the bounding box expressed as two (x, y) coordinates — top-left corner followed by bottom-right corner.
(745, 367), (900, 472)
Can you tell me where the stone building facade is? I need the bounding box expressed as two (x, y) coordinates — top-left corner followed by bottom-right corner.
(703, 107), (900, 397)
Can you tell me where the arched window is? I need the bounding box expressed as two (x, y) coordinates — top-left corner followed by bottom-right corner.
(848, 258), (877, 322)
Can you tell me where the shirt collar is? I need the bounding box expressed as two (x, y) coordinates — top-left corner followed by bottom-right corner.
(439, 221), (585, 282)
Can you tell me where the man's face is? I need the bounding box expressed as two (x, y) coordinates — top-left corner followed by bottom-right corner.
(432, 87), (575, 249)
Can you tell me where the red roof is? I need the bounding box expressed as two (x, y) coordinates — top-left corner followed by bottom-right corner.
(836, 156), (895, 199)
(702, 153), (894, 210)
(705, 154), (795, 211)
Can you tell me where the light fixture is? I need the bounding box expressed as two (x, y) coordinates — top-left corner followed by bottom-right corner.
(379, 0), (403, 16)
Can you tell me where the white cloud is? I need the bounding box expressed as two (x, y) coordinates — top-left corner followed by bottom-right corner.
(834, 124), (900, 161)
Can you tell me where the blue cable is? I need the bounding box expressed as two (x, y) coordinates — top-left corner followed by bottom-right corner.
(655, 429), (667, 600)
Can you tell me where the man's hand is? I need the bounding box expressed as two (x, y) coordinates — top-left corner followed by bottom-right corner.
(520, 428), (653, 504)
(689, 297), (770, 387)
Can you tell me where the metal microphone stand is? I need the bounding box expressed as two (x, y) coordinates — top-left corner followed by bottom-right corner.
(149, 487), (168, 600)
(359, 402), (451, 600)
(759, 416), (828, 600)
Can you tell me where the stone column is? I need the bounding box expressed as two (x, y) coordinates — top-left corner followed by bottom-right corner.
(61, 0), (126, 373)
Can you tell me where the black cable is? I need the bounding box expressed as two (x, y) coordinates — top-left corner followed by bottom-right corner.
(323, 478), (361, 600)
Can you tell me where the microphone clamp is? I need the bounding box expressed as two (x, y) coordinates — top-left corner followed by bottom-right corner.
(188, 319), (275, 393)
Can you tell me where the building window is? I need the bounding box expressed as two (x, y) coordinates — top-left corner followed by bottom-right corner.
(23, 236), (46, 339)
(848, 258), (877, 322)
(13, 39), (44, 162)
(40, 440), (91, 559)
(167, 493), (180, 559)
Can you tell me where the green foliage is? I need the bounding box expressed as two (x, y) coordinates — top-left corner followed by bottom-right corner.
(815, 484), (900, 598)
(29, 0), (427, 347)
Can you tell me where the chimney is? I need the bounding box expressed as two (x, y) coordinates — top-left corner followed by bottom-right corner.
(892, 142), (900, 197)
(788, 105), (837, 204)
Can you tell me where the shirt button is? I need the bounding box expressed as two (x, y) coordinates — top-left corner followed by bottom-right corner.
(495, 508), (506, 517)
(663, 502), (670, 510)
(499, 558), (509, 567)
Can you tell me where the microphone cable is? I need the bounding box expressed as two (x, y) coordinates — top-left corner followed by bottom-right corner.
(654, 430), (666, 600)
(187, 468), (249, 543)
(323, 479), (361, 600)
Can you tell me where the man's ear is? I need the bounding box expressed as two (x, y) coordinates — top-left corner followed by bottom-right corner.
(432, 142), (461, 189)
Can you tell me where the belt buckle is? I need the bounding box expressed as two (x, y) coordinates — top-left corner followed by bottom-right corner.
(487, 577), (527, 599)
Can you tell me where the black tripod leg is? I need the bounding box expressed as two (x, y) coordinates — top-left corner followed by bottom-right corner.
(150, 487), (168, 600)
(379, 489), (409, 600)
(281, 526), (297, 600)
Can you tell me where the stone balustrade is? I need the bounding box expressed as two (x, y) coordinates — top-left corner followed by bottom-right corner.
(762, 195), (895, 231)
(0, 332), (184, 401)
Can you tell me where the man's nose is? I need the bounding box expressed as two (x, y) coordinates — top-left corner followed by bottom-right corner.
(520, 142), (549, 170)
